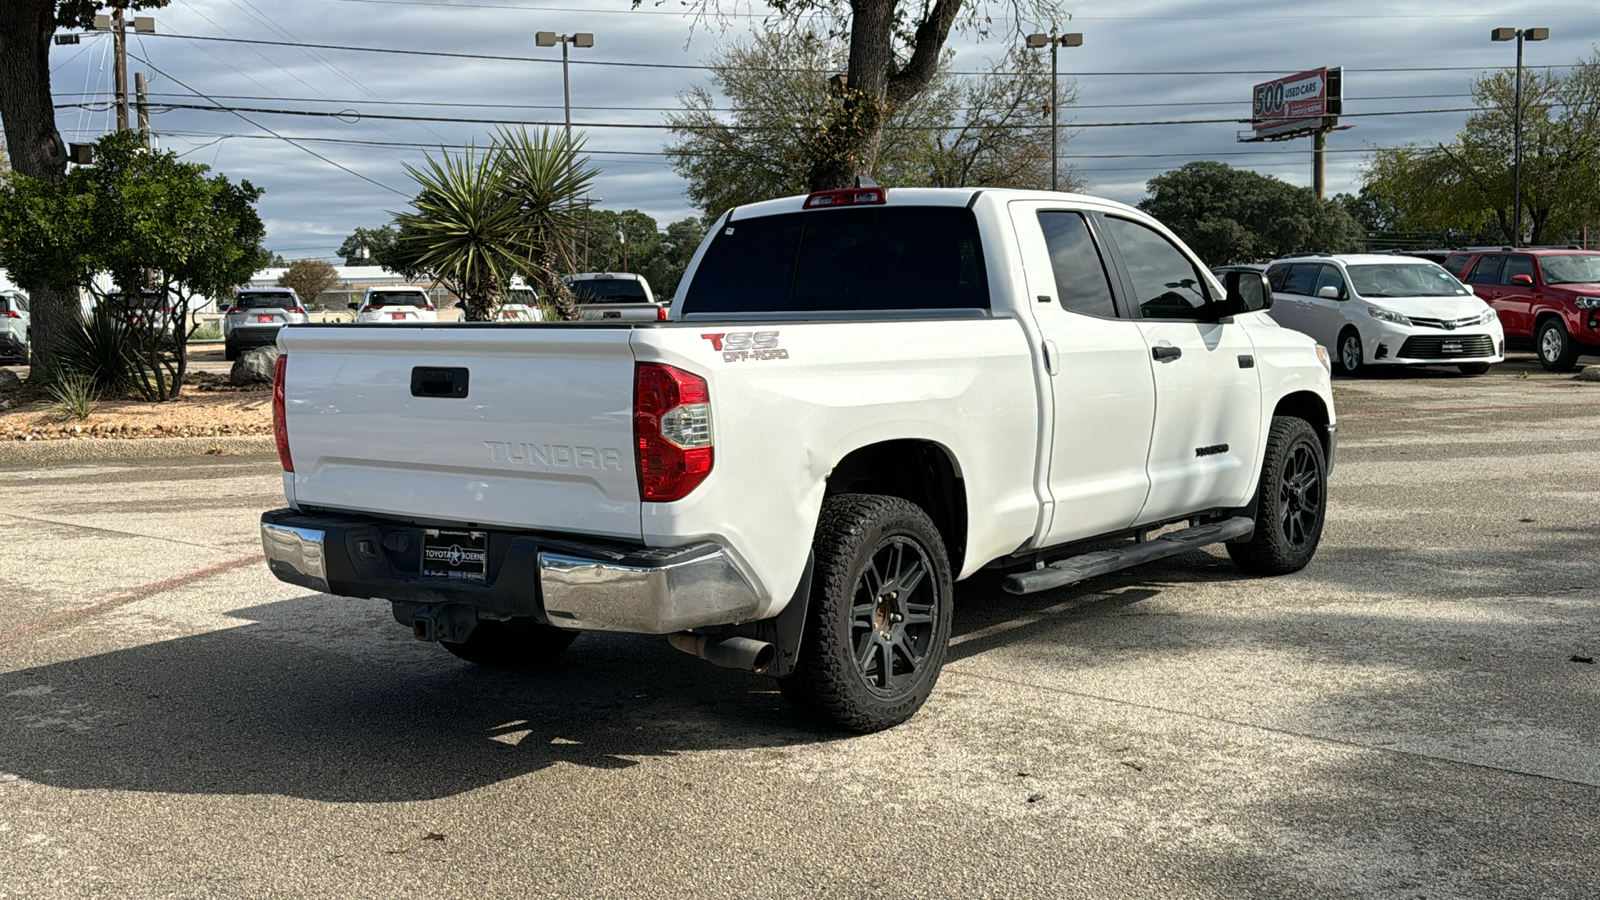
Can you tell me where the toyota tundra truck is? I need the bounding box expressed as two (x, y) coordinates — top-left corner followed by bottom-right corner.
(262, 187), (1337, 732)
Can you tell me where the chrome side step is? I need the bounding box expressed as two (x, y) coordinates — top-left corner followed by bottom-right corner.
(1002, 516), (1255, 595)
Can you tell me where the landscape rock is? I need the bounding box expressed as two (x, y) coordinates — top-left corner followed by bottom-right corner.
(230, 346), (281, 386)
(0, 369), (22, 392)
(1578, 365), (1600, 382)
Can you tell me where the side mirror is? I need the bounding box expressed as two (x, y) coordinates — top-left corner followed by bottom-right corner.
(1511, 273), (1534, 286)
(345, 301), (359, 310)
(1317, 285), (1342, 299)
(1223, 270), (1273, 315)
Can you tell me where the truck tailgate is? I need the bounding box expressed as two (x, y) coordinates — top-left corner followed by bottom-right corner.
(278, 325), (642, 540)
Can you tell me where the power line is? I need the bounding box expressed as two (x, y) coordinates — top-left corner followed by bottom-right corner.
(127, 51), (410, 196)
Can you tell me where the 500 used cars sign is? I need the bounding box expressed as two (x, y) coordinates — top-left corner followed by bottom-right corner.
(1252, 67), (1341, 138)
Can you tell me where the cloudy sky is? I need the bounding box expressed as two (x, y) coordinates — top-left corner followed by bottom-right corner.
(46, 0), (1600, 261)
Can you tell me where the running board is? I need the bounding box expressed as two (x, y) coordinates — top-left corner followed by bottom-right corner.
(1003, 516), (1255, 595)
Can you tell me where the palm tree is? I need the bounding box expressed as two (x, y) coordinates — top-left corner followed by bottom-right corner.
(393, 145), (526, 321)
(493, 127), (599, 320)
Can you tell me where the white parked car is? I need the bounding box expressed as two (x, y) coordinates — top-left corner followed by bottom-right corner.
(222, 288), (309, 360)
(1264, 254), (1504, 376)
(354, 287), (438, 324)
(0, 290), (30, 365)
(564, 272), (666, 321)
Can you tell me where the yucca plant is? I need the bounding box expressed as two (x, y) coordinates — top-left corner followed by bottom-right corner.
(44, 375), (98, 422)
(393, 145), (529, 322)
(55, 307), (142, 399)
(493, 127), (600, 320)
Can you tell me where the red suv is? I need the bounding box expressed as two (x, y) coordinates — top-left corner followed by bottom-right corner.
(1443, 248), (1600, 371)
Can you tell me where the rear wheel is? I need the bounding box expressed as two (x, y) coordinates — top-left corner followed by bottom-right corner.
(778, 494), (953, 733)
(16, 340), (29, 367)
(1228, 417), (1327, 576)
(1457, 362), (1491, 375)
(1536, 318), (1580, 372)
(441, 619), (578, 670)
(1336, 329), (1364, 376)
(224, 341), (240, 362)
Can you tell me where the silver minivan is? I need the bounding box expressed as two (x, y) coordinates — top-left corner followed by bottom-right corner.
(222, 288), (309, 360)
(0, 290), (30, 365)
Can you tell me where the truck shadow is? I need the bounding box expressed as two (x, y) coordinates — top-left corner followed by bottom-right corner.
(0, 595), (829, 803)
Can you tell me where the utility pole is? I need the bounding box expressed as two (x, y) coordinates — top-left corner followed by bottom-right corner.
(135, 72), (151, 146)
(113, 7), (128, 131)
(1312, 131), (1326, 199)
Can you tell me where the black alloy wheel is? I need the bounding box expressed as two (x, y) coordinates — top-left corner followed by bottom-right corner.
(1278, 439), (1323, 549)
(849, 535), (940, 696)
(1227, 416), (1327, 576)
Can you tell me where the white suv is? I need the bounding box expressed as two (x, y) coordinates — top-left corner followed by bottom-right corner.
(0, 290), (30, 365)
(1265, 254), (1504, 376)
(354, 287), (438, 324)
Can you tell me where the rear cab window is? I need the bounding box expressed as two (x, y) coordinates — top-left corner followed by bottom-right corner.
(570, 279), (650, 303)
(682, 206), (988, 315)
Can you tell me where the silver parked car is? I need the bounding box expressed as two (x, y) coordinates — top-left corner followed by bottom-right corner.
(222, 288), (309, 360)
(0, 290), (30, 365)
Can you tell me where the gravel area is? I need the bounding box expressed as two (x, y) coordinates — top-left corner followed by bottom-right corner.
(0, 372), (271, 442)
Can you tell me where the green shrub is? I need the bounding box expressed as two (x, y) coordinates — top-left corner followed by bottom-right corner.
(56, 308), (142, 399)
(44, 375), (97, 422)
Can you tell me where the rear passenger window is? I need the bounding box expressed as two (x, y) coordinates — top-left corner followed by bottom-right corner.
(1443, 253), (1472, 277)
(683, 207), (988, 315)
(1280, 264), (1319, 296)
(1501, 256), (1536, 284)
(1037, 211), (1117, 318)
(1265, 265), (1290, 291)
(1468, 255), (1504, 284)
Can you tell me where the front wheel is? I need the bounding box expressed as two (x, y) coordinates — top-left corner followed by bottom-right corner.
(1537, 318), (1580, 372)
(778, 494), (954, 733)
(1228, 416), (1328, 576)
(441, 619), (578, 669)
(1335, 329), (1364, 376)
(1457, 363), (1492, 376)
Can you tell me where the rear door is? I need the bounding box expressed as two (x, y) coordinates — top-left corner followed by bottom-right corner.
(279, 326), (644, 540)
(1096, 214), (1264, 523)
(1008, 201), (1156, 544)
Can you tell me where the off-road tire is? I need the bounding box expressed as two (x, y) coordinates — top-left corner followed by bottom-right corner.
(1536, 318), (1580, 372)
(1335, 328), (1364, 376)
(16, 340), (29, 367)
(778, 494), (954, 733)
(1227, 416), (1327, 576)
(441, 619), (578, 670)
(224, 341), (240, 362)
(1457, 363), (1491, 376)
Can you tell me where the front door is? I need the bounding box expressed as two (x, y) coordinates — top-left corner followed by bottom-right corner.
(1096, 214), (1265, 524)
(1008, 201), (1157, 546)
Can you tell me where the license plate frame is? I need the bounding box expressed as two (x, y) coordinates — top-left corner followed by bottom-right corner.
(420, 529), (488, 583)
(391, 312), (407, 320)
(256, 314), (274, 323)
(1441, 340), (1464, 354)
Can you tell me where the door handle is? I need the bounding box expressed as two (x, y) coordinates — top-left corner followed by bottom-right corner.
(1152, 345), (1182, 361)
(1042, 339), (1060, 375)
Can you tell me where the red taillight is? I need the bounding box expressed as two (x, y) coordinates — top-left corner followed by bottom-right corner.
(0, 310), (18, 318)
(425, 304), (435, 311)
(289, 306), (305, 314)
(656, 306), (668, 321)
(635, 363), (712, 502)
(272, 353), (293, 472)
(802, 186), (886, 209)
(360, 305), (374, 313)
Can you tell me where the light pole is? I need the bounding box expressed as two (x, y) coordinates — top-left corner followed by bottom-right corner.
(1025, 31), (1083, 192)
(92, 10), (156, 133)
(535, 31), (594, 143)
(1491, 26), (1549, 247)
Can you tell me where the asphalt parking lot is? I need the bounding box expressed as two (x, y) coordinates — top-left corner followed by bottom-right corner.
(1, 353), (1597, 899)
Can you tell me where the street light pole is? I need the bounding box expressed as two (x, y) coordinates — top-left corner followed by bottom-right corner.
(1492, 26), (1549, 247)
(1025, 32), (1083, 192)
(93, 11), (156, 134)
(535, 31), (594, 145)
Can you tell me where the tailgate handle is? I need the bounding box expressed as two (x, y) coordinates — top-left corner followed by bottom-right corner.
(410, 367), (469, 399)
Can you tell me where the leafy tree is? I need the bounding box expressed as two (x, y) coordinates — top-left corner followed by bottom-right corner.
(266, 252), (288, 267)
(0, 131), (268, 400)
(668, 0), (1054, 191)
(390, 127), (597, 321)
(571, 211), (705, 300)
(666, 31), (1075, 217)
(1138, 161), (1366, 264)
(1362, 52), (1600, 247)
(336, 225), (397, 267)
(0, 1), (171, 379)
(277, 259), (341, 310)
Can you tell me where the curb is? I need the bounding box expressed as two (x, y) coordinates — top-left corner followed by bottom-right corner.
(0, 434), (276, 465)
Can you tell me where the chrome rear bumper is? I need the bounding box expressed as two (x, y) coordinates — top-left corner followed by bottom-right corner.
(260, 511), (761, 634)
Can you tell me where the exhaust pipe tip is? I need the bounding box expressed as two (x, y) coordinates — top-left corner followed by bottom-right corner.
(667, 633), (776, 674)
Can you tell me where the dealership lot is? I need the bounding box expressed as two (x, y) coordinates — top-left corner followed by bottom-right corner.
(0, 354), (1596, 899)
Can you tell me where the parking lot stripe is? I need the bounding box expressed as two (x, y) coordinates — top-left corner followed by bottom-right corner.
(0, 552), (264, 650)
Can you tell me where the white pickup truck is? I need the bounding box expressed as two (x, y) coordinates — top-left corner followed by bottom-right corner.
(262, 187), (1336, 732)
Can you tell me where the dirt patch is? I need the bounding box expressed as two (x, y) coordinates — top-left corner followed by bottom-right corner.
(0, 372), (271, 442)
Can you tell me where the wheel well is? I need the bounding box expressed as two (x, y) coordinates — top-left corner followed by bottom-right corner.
(1534, 311), (1564, 331)
(1273, 391), (1331, 457)
(826, 440), (967, 572)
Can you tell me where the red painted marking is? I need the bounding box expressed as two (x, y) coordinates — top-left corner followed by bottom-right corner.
(0, 552), (265, 649)
(1343, 403), (1600, 416)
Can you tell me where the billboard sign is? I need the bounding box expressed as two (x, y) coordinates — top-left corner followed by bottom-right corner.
(1251, 67), (1340, 138)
